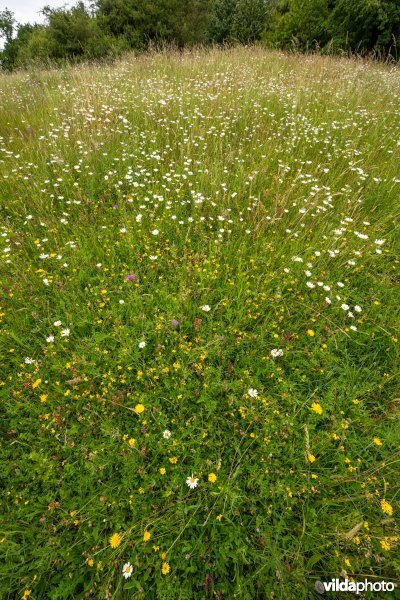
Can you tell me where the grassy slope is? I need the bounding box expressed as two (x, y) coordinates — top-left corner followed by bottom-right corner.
(0, 47), (399, 599)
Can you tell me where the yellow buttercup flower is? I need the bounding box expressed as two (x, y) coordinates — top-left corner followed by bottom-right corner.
(143, 530), (151, 542)
(208, 473), (217, 483)
(135, 403), (145, 414)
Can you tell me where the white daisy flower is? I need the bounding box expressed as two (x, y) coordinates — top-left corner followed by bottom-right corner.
(122, 562), (133, 579)
(354, 305), (362, 313)
(54, 321), (62, 327)
(163, 430), (171, 439)
(151, 229), (159, 236)
(46, 335), (54, 343)
(138, 341), (146, 349)
(61, 328), (70, 337)
(186, 474), (199, 489)
(201, 305), (211, 312)
(271, 349), (283, 358)
(248, 388), (258, 398)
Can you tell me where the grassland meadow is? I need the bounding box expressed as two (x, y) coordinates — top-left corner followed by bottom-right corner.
(0, 47), (399, 599)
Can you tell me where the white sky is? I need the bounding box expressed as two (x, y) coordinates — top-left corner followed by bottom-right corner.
(1, 0), (71, 27)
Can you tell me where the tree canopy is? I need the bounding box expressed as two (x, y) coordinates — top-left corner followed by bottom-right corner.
(1, 0), (399, 69)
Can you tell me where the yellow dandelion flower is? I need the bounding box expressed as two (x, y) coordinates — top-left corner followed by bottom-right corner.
(308, 454), (316, 463)
(134, 403), (145, 414)
(128, 438), (136, 447)
(311, 402), (323, 415)
(143, 530), (151, 542)
(216, 514), (223, 521)
(373, 438), (382, 446)
(208, 473), (217, 483)
(32, 379), (41, 389)
(380, 499), (393, 516)
(109, 532), (122, 548)
(307, 329), (315, 337)
(159, 467), (166, 475)
(87, 558), (94, 567)
(161, 562), (170, 575)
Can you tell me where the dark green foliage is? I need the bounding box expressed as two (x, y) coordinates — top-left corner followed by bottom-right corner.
(265, 0), (329, 49)
(0, 8), (14, 43)
(265, 0), (400, 54)
(0, 2), (124, 69)
(208, 0), (269, 44)
(39, 1), (118, 60)
(0, 24), (45, 70)
(0, 0), (400, 70)
(208, 0), (238, 42)
(327, 0), (400, 53)
(232, 0), (269, 43)
(97, 0), (210, 49)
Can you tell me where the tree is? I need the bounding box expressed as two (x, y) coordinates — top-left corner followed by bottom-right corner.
(231, 0), (268, 43)
(208, 0), (237, 42)
(327, 0), (400, 53)
(0, 8), (15, 44)
(265, 0), (329, 49)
